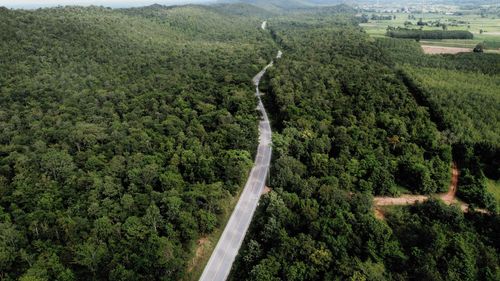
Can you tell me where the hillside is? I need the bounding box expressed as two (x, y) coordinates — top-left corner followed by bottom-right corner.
(218, 0), (343, 12)
(0, 4), (275, 280)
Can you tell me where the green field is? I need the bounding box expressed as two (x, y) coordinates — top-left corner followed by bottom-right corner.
(360, 12), (500, 50)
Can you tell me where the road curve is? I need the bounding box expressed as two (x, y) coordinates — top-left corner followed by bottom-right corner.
(199, 48), (279, 280)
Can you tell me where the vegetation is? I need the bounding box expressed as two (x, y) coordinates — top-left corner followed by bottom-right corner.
(1, 2), (498, 281)
(0, 4), (276, 280)
(229, 9), (498, 280)
(403, 67), (500, 145)
(375, 37), (500, 75)
(486, 179), (500, 206)
(376, 34), (499, 210)
(387, 28), (474, 40)
(360, 7), (500, 51)
(263, 16), (451, 198)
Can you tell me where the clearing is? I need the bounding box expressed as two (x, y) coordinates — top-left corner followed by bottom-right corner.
(373, 164), (484, 219)
(421, 45), (471, 54)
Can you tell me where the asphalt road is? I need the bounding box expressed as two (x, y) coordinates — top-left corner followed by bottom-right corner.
(199, 49), (279, 281)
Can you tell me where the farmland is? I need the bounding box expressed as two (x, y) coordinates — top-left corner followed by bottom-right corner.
(360, 10), (500, 52)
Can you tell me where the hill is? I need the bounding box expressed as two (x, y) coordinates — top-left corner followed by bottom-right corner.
(218, 0), (343, 12)
(0, 4), (275, 280)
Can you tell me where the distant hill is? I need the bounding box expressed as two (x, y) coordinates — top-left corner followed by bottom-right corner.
(217, 0), (344, 12)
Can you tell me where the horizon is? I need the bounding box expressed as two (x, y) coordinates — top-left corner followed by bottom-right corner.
(0, 0), (216, 9)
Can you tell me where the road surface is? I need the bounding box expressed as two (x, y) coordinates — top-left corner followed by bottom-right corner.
(199, 48), (281, 281)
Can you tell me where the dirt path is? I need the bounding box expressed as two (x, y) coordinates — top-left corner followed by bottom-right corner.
(373, 163), (477, 219)
(440, 163), (459, 204)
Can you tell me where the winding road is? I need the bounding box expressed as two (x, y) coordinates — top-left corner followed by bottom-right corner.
(199, 22), (279, 281)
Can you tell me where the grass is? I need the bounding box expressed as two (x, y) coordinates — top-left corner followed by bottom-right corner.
(360, 12), (500, 50)
(182, 189), (243, 281)
(394, 185), (412, 195)
(486, 179), (500, 206)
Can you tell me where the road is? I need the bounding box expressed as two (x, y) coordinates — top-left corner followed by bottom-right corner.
(199, 46), (280, 281)
(261, 20), (267, 30)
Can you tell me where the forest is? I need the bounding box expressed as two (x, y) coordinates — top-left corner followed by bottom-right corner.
(230, 7), (499, 281)
(374, 37), (499, 210)
(0, 4), (276, 280)
(0, 2), (498, 281)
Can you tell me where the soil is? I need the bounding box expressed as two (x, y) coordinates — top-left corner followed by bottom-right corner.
(439, 163), (459, 204)
(421, 45), (471, 54)
(187, 237), (210, 273)
(262, 186), (272, 195)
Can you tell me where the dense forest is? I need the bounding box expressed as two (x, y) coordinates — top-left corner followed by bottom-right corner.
(0, 4), (276, 280)
(0, 2), (498, 281)
(231, 8), (499, 281)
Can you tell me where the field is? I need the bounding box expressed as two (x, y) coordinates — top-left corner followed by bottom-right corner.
(360, 12), (500, 52)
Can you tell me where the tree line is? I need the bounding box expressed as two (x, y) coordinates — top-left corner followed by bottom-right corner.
(386, 27), (474, 39)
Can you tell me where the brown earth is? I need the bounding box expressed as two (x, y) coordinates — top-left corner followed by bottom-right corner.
(439, 163), (459, 204)
(187, 237), (210, 273)
(421, 45), (471, 54)
(262, 186), (272, 195)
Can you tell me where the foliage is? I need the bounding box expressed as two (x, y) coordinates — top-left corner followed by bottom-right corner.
(402, 66), (500, 145)
(375, 37), (500, 75)
(386, 27), (474, 40)
(0, 4), (275, 280)
(386, 199), (499, 281)
(262, 19), (451, 197)
(378, 35), (499, 209)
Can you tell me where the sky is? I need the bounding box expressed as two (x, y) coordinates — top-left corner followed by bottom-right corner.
(0, 0), (216, 9)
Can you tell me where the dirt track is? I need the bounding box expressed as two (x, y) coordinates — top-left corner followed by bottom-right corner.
(373, 163), (477, 219)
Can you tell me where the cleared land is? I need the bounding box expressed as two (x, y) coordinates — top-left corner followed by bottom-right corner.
(421, 45), (471, 54)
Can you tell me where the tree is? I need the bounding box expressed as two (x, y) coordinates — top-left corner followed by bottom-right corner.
(40, 149), (75, 181)
(473, 43), (484, 53)
(75, 241), (107, 278)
